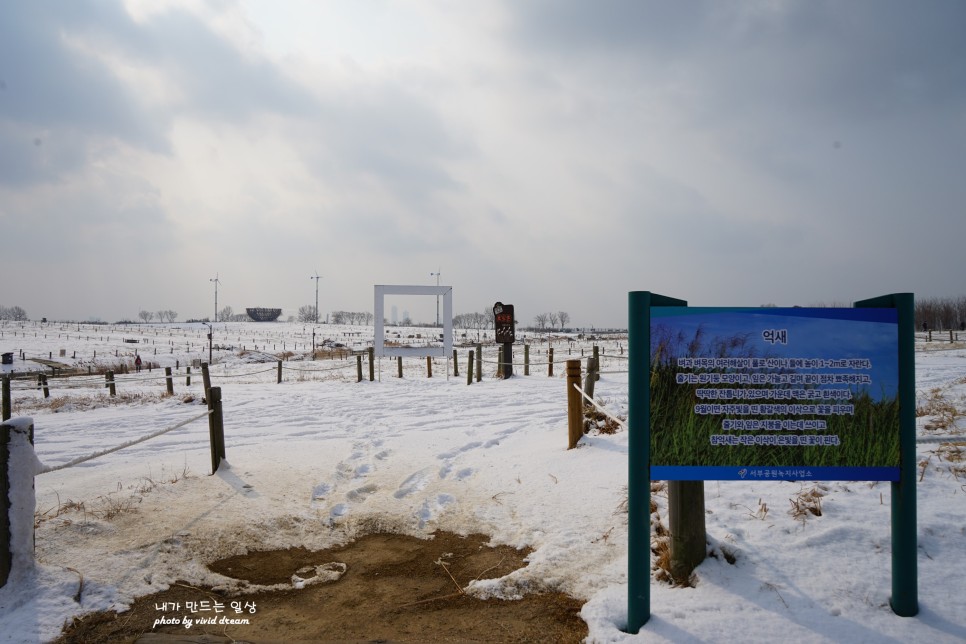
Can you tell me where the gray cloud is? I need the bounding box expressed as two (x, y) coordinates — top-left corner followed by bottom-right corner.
(0, 1), (318, 186)
(2, 1), (965, 324)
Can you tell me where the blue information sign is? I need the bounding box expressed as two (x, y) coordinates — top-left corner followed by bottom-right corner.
(650, 307), (900, 481)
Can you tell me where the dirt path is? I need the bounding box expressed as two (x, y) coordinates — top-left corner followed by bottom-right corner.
(54, 532), (588, 643)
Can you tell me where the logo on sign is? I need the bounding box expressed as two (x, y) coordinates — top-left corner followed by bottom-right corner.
(493, 302), (515, 343)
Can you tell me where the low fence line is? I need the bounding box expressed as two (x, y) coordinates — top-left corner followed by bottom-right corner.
(573, 382), (627, 430)
(3, 389), (226, 588)
(916, 434), (966, 444)
(280, 362), (356, 374)
(210, 367), (279, 379)
(37, 409), (213, 475)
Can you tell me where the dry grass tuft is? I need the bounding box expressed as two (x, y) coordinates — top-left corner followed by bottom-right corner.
(15, 391), (164, 415)
(917, 387), (963, 431)
(932, 442), (966, 480)
(582, 401), (626, 435)
(788, 484), (826, 524)
(650, 515), (697, 587)
(36, 465), (192, 527)
(732, 498), (769, 521)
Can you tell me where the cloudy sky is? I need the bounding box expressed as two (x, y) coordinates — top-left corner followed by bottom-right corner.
(2, 1), (964, 327)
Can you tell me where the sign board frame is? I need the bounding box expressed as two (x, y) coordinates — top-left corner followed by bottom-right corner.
(625, 291), (917, 634)
(373, 285), (453, 359)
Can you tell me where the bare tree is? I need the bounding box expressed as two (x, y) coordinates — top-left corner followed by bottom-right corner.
(548, 311), (560, 329)
(1, 305), (28, 321)
(298, 305), (317, 323)
(138, 310), (155, 323)
(165, 310), (179, 323)
(557, 311), (570, 330)
(534, 312), (549, 329)
(219, 306), (234, 322)
(483, 307), (495, 329)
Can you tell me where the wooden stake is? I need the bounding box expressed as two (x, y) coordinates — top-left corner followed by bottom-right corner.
(566, 359), (582, 449)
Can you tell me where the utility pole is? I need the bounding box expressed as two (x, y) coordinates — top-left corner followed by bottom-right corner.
(209, 274), (220, 322)
(430, 268), (441, 327)
(310, 272), (322, 324)
(205, 322), (213, 364)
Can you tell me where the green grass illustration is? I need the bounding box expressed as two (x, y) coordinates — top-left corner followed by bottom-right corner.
(650, 324), (900, 468)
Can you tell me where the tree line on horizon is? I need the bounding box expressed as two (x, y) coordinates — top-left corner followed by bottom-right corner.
(0, 305), (28, 321)
(915, 296), (966, 331)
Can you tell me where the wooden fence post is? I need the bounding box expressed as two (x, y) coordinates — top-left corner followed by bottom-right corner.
(41, 375), (49, 399)
(548, 348), (554, 377)
(1, 378), (9, 422)
(467, 351), (474, 385)
(566, 359), (582, 449)
(201, 362), (212, 396)
(106, 371), (116, 397)
(277, 361), (283, 384)
(356, 355), (363, 382)
(165, 367), (174, 396)
(397, 356), (403, 378)
(475, 344), (482, 382)
(584, 356), (597, 402)
(185, 366), (191, 387)
(368, 347), (375, 382)
(593, 346), (600, 381)
(207, 386), (226, 474)
(453, 349), (459, 378)
(426, 356), (432, 378)
(1, 419), (35, 588)
(669, 481), (707, 582)
(524, 345), (530, 376)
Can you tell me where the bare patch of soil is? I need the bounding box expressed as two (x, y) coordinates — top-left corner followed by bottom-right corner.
(55, 531), (587, 643)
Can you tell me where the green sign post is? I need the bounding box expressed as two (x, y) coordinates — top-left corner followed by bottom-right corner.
(625, 291), (917, 634)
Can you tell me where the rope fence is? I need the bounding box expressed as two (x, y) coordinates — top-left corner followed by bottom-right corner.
(278, 362), (356, 374)
(573, 382), (627, 430)
(916, 434), (966, 444)
(37, 409), (213, 475)
(211, 366), (279, 379)
(2, 385), (227, 588)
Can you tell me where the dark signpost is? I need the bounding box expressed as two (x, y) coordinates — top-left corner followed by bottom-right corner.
(494, 302), (514, 378)
(626, 291), (917, 634)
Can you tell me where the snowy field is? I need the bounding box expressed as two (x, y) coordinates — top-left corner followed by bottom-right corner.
(1, 320), (965, 642)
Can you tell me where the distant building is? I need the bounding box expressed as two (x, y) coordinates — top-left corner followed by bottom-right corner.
(246, 307), (282, 322)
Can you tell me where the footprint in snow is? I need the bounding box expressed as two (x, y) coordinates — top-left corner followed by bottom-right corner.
(417, 494), (456, 528)
(346, 483), (378, 502)
(330, 503), (349, 519)
(311, 482), (332, 501)
(394, 468), (434, 499)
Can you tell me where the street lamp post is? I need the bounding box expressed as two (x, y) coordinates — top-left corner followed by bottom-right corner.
(205, 323), (213, 364)
(430, 269), (441, 327)
(210, 274), (220, 322)
(310, 273), (322, 324)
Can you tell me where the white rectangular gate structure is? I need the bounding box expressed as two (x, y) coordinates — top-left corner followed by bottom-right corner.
(374, 285), (453, 359)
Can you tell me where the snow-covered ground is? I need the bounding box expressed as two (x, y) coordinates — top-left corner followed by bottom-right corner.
(1, 321), (965, 642)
